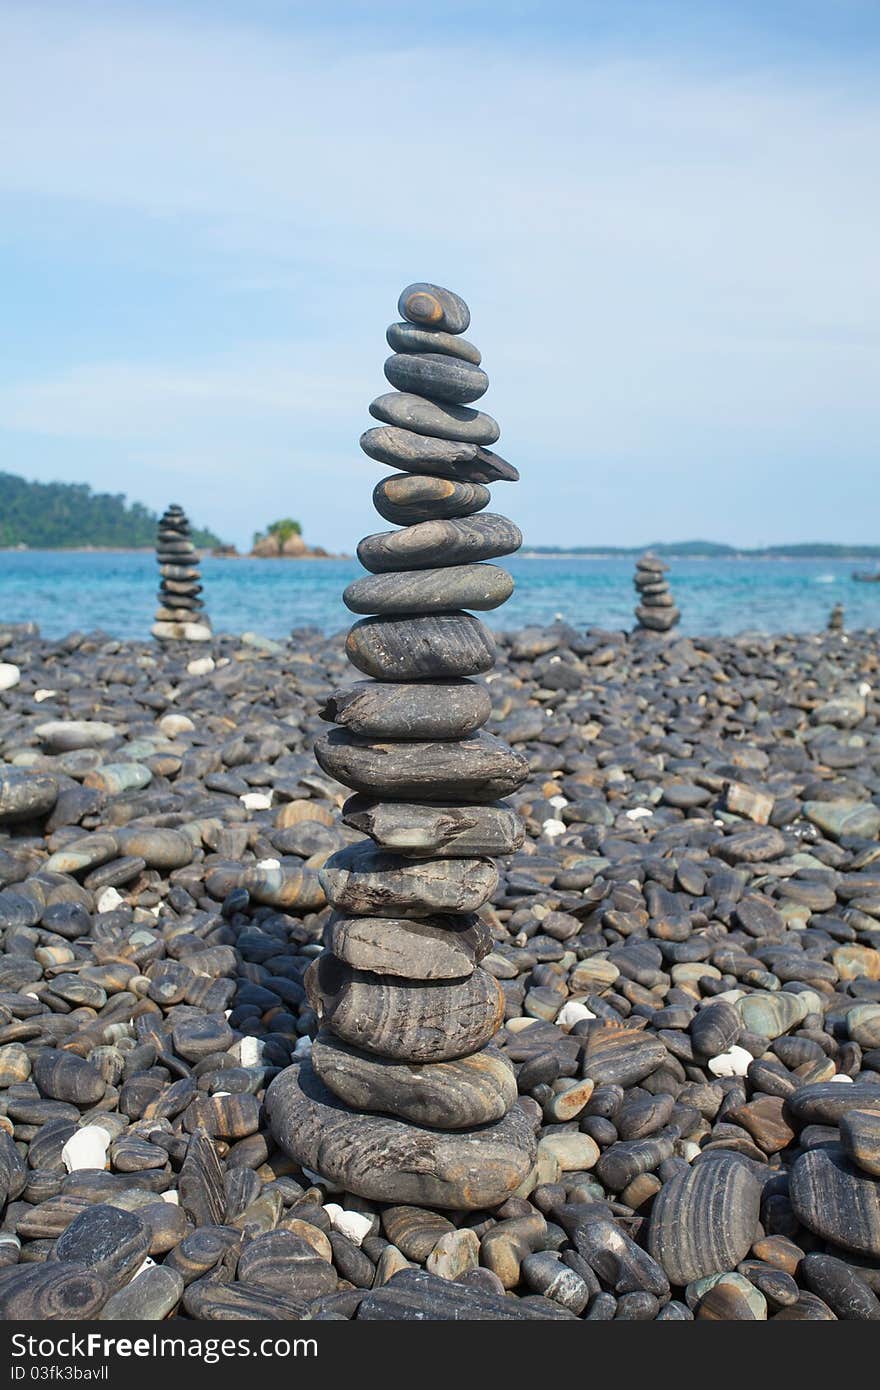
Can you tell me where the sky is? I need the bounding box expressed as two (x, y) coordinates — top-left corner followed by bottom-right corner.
(1, 0), (879, 552)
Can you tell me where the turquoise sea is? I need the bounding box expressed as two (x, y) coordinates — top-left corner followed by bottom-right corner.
(1, 551), (878, 640)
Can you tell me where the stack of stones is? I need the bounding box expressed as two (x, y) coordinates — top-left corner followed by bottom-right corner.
(633, 552), (680, 634)
(151, 505), (212, 643)
(828, 602), (845, 632)
(266, 282), (538, 1210)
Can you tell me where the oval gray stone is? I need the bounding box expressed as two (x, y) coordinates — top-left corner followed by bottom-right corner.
(306, 954), (504, 1061)
(319, 841), (498, 916)
(386, 321), (481, 364)
(311, 1032), (517, 1129)
(789, 1148), (880, 1257)
(372, 473), (490, 525)
(398, 282), (470, 335)
(343, 795), (524, 857)
(345, 612), (495, 680)
(266, 1060), (535, 1209)
(384, 353), (489, 405)
(344, 564), (513, 615)
(0, 769), (59, 824)
(369, 392), (499, 444)
(357, 514), (521, 572)
(320, 679), (491, 739)
(328, 911), (492, 978)
(361, 426), (518, 483)
(647, 1154), (762, 1285)
(314, 728), (529, 801)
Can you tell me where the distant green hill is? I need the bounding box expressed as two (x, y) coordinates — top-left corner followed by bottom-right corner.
(0, 472), (222, 549)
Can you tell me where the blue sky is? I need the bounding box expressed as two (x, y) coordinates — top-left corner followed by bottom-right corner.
(1, 0), (879, 551)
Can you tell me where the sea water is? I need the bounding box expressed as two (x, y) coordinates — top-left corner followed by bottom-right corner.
(0, 551), (877, 641)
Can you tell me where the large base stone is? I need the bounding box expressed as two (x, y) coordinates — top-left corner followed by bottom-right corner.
(151, 621), (212, 642)
(265, 1059), (536, 1209)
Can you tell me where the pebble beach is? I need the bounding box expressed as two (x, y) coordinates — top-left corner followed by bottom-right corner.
(1, 616), (879, 1321)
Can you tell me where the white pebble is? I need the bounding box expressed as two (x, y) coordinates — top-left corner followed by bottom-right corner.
(542, 818), (566, 837)
(625, 807), (653, 820)
(34, 688), (57, 702)
(61, 1126), (111, 1172)
(556, 1001), (595, 1029)
(548, 795), (568, 809)
(187, 656), (215, 676)
(158, 713), (194, 736)
(241, 792), (272, 810)
(256, 856), (280, 869)
(96, 887), (124, 913)
(0, 664), (21, 691)
(324, 1204), (373, 1246)
(858, 682), (872, 696)
(829, 1074), (853, 1084)
(239, 1036), (265, 1067)
(707, 1045), (752, 1078)
(161, 1190), (180, 1205)
(293, 1035), (312, 1058)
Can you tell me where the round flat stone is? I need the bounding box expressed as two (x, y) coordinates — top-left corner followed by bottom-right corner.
(319, 841), (498, 916)
(0, 769), (59, 824)
(305, 954), (504, 1061)
(33, 1050), (105, 1106)
(266, 1060), (536, 1209)
(647, 1154), (762, 1285)
(315, 728), (528, 802)
(582, 1025), (668, 1087)
(343, 795), (524, 857)
(328, 911), (492, 978)
(789, 1148), (880, 1257)
(369, 392), (499, 445)
(384, 353), (489, 405)
(0, 1263), (110, 1320)
(398, 282), (470, 334)
(386, 321), (481, 363)
(237, 1230), (337, 1298)
(311, 1031), (517, 1129)
(357, 514), (521, 572)
(344, 563), (513, 615)
(345, 612), (495, 680)
(372, 473), (490, 525)
(361, 427), (518, 483)
(320, 679), (491, 739)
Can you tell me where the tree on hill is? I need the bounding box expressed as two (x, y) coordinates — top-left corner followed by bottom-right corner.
(0, 471), (223, 549)
(252, 518), (302, 549)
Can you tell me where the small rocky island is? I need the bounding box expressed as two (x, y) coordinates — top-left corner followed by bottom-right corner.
(250, 519), (335, 559)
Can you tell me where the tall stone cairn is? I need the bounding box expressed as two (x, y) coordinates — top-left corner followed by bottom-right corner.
(265, 282), (538, 1209)
(828, 602), (845, 632)
(633, 552), (680, 633)
(151, 505), (212, 642)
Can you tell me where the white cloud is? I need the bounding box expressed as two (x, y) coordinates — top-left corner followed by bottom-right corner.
(0, 1), (879, 547)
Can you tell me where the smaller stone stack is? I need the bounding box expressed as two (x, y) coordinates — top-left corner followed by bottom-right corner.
(828, 602), (845, 632)
(151, 505), (212, 643)
(633, 552), (680, 634)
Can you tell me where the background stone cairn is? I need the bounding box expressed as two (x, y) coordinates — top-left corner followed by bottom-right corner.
(633, 551), (680, 634)
(151, 504), (212, 643)
(828, 602), (845, 632)
(265, 282), (538, 1209)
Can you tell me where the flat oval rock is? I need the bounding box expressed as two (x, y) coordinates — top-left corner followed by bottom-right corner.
(384, 353), (489, 405)
(51, 1203), (151, 1292)
(581, 1027), (668, 1087)
(328, 912), (491, 978)
(305, 953), (504, 1061)
(372, 473), (490, 525)
(345, 612), (495, 680)
(0, 769), (59, 824)
(369, 392), (499, 445)
(0, 1263), (110, 1320)
(237, 1230), (337, 1297)
(789, 1148), (880, 1257)
(266, 1060), (535, 1209)
(398, 282), (470, 334)
(315, 729), (528, 802)
(343, 795), (524, 857)
(386, 321), (481, 363)
(344, 564), (513, 616)
(99, 1265), (184, 1320)
(320, 679), (491, 739)
(319, 841), (498, 916)
(647, 1154), (762, 1285)
(361, 427), (518, 483)
(311, 1031), (517, 1129)
(357, 514), (521, 572)
(33, 1050), (105, 1106)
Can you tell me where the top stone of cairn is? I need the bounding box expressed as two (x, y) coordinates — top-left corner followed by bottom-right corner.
(399, 282), (471, 335)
